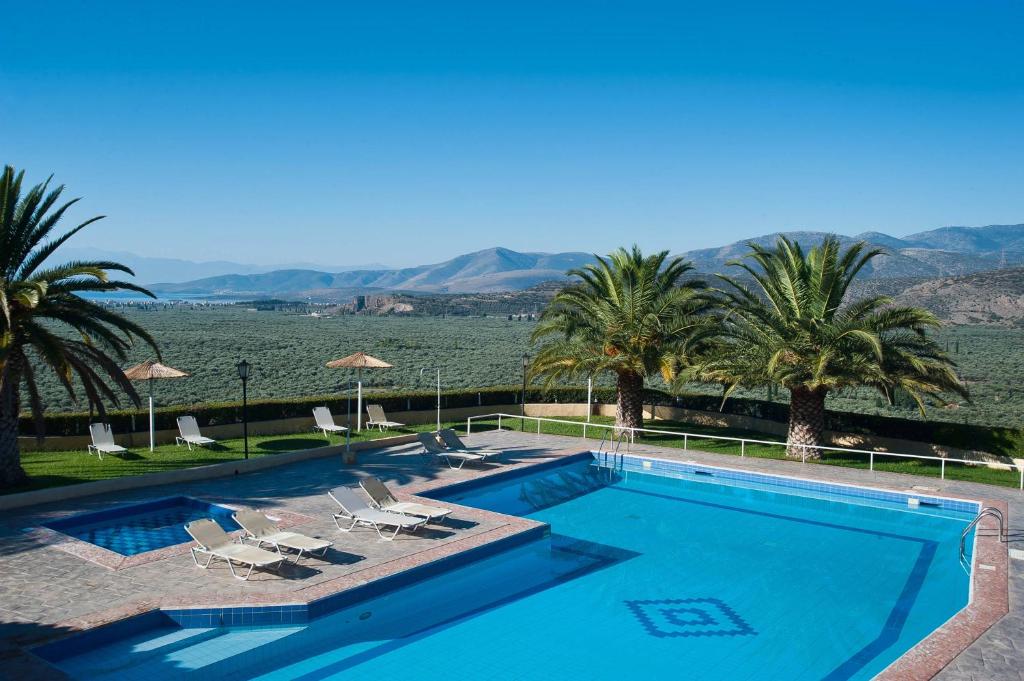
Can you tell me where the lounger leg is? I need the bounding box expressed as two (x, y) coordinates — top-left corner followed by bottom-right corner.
(442, 455), (466, 470)
(373, 522), (401, 541)
(191, 548), (216, 569)
(333, 514), (360, 532)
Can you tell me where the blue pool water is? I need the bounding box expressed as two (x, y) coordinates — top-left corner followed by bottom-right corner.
(44, 496), (239, 555)
(44, 459), (974, 680)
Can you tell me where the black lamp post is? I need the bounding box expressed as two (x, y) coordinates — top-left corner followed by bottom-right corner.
(521, 353), (529, 430)
(236, 359), (251, 459)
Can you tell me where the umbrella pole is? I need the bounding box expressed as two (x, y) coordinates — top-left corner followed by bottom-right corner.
(149, 378), (155, 452)
(357, 368), (363, 432)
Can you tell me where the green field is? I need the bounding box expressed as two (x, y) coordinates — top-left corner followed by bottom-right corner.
(31, 305), (1024, 429)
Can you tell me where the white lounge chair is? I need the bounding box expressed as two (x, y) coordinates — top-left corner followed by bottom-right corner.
(87, 423), (128, 459)
(328, 486), (426, 540)
(313, 406), (348, 439)
(184, 518), (284, 581)
(359, 476), (452, 524)
(365, 404), (404, 431)
(175, 416), (217, 450)
(417, 432), (486, 469)
(232, 510), (332, 562)
(438, 429), (503, 460)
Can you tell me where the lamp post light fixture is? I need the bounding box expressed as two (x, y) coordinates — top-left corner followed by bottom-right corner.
(236, 359), (251, 459)
(421, 367), (442, 431)
(521, 353), (529, 430)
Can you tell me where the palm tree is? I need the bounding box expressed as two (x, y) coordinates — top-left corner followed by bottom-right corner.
(530, 246), (711, 430)
(694, 235), (967, 458)
(1, 165), (159, 488)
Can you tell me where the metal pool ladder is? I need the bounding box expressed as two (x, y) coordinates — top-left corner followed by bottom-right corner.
(959, 506), (1006, 569)
(596, 428), (631, 467)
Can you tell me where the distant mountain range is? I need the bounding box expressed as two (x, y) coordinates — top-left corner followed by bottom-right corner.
(60, 247), (387, 284)
(141, 223), (1024, 298)
(150, 249), (595, 296)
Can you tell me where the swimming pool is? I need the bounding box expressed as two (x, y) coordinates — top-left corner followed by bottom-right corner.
(43, 496), (239, 556)
(40, 456), (975, 679)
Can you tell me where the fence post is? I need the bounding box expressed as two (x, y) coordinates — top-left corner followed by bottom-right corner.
(466, 417), (472, 435)
(683, 434), (688, 451)
(1019, 466), (1023, 490)
(498, 414), (502, 431)
(869, 451), (874, 472)
(941, 458), (945, 480)
(801, 446), (806, 464)
(583, 423), (587, 439)
(741, 441), (745, 457)
(537, 418), (541, 435)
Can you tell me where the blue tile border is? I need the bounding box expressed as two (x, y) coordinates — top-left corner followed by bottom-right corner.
(591, 451), (981, 515)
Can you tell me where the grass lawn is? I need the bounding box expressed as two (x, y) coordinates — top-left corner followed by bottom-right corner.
(10, 414), (1022, 495)
(10, 421), (459, 495)
(469, 414), (1024, 490)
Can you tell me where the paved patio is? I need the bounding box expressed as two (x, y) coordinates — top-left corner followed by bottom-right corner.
(0, 429), (1020, 680)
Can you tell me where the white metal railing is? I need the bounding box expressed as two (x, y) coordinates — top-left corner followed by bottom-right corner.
(466, 412), (1024, 491)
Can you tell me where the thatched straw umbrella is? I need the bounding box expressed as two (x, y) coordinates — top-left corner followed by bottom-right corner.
(124, 360), (189, 451)
(326, 352), (393, 431)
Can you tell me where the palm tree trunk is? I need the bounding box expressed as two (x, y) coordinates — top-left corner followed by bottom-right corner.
(0, 374), (28, 489)
(786, 387), (827, 459)
(615, 371), (644, 430)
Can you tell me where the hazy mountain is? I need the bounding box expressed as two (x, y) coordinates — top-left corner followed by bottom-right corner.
(60, 247), (387, 284)
(151, 247), (593, 296)
(145, 224), (1024, 299)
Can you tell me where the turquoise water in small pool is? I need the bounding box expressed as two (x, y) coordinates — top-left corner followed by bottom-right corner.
(43, 496), (239, 556)
(49, 459), (973, 680)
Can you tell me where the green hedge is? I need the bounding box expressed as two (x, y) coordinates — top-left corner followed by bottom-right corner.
(19, 385), (619, 437)
(670, 393), (1024, 458)
(20, 385), (1022, 458)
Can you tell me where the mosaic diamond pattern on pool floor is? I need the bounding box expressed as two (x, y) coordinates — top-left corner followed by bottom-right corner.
(64, 507), (238, 556)
(625, 597), (755, 639)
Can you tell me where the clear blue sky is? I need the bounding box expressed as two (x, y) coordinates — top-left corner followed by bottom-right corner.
(3, 1), (1022, 267)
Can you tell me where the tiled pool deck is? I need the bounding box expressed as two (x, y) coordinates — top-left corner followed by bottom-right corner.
(0, 430), (1019, 680)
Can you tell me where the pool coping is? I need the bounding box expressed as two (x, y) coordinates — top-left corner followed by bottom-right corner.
(25, 446), (1011, 680)
(23, 497), (316, 571)
(876, 498), (1009, 680)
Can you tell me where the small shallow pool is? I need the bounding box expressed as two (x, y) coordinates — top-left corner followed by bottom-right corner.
(40, 457), (975, 679)
(43, 496), (239, 556)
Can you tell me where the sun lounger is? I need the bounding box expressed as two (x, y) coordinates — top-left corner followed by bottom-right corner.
(366, 404), (404, 431)
(232, 509), (332, 562)
(87, 423), (128, 459)
(184, 518), (284, 580)
(417, 432), (486, 469)
(328, 486), (426, 540)
(438, 429), (503, 460)
(359, 476), (452, 524)
(175, 416), (217, 450)
(313, 406), (348, 438)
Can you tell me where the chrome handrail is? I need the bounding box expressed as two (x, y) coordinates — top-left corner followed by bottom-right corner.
(959, 506), (1006, 566)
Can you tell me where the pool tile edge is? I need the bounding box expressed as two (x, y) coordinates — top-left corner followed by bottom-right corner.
(876, 498), (1010, 681)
